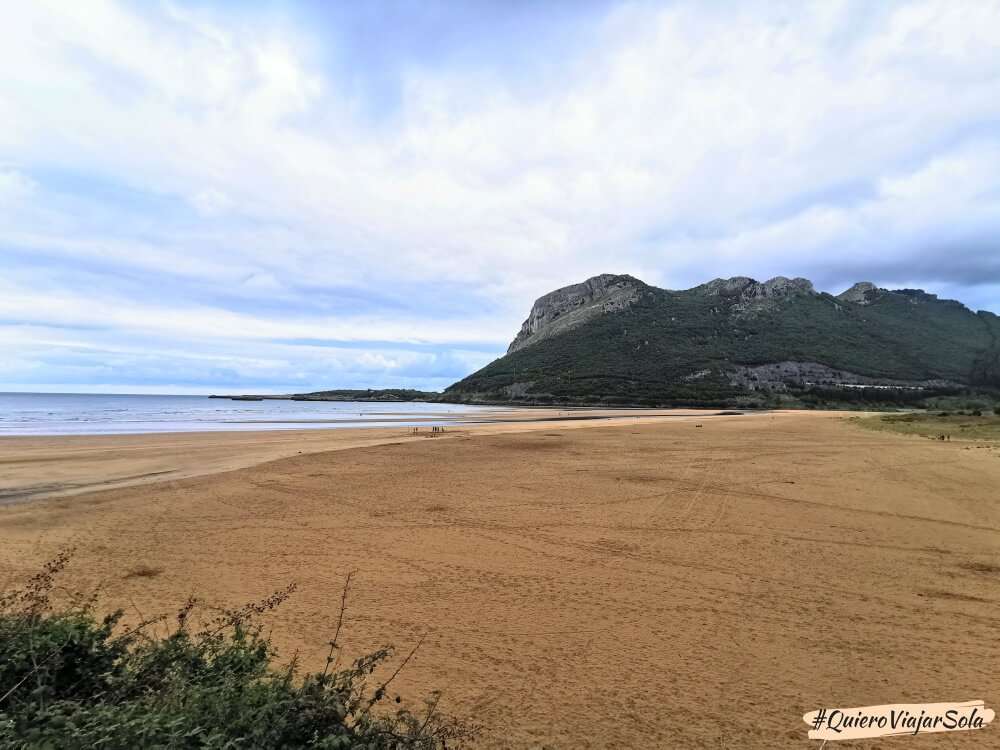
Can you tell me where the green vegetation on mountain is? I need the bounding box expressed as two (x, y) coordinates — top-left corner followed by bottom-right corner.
(444, 275), (1000, 408)
(292, 389), (438, 402)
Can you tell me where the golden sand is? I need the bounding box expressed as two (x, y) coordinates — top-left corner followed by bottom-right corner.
(2, 411), (999, 748)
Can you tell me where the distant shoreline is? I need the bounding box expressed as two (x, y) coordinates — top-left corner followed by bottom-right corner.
(210, 387), (443, 403)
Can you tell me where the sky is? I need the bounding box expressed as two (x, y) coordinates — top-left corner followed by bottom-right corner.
(1, 0), (999, 394)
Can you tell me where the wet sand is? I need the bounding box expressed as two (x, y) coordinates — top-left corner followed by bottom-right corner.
(1, 411), (998, 748)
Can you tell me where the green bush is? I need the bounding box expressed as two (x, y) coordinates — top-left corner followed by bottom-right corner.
(0, 554), (472, 749)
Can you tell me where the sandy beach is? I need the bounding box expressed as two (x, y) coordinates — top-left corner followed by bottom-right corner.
(0, 408), (714, 504)
(2, 410), (999, 748)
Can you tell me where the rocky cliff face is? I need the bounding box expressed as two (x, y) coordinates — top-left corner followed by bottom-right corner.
(507, 274), (646, 353)
(696, 275), (816, 313)
(837, 281), (882, 305)
(728, 361), (960, 391)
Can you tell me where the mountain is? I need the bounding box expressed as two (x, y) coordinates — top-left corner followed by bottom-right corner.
(444, 274), (1000, 407)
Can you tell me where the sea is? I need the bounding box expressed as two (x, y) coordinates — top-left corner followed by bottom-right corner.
(0, 393), (499, 436)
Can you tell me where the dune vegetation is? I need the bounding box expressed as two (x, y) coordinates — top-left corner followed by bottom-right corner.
(0, 554), (473, 749)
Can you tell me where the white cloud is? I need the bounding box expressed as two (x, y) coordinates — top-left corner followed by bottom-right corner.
(191, 188), (235, 216)
(1, 0), (999, 389)
(0, 277), (515, 347)
(0, 169), (35, 204)
(3, 1), (996, 286)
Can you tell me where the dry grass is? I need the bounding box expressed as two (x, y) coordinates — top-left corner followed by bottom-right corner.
(855, 411), (1000, 441)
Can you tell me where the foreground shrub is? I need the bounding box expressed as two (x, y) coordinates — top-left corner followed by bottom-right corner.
(0, 554), (472, 749)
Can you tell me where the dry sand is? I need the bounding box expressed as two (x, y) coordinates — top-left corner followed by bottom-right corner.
(1, 411), (999, 748)
(0, 408), (704, 504)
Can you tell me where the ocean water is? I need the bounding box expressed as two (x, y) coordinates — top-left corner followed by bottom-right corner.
(0, 393), (499, 436)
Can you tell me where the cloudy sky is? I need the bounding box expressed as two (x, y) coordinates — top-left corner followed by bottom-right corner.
(2, 0), (999, 393)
